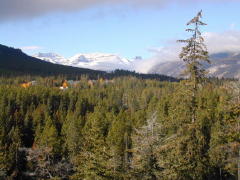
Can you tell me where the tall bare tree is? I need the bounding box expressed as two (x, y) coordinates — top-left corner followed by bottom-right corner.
(131, 112), (163, 179)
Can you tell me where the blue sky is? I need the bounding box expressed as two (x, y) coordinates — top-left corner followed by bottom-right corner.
(0, 0), (240, 59)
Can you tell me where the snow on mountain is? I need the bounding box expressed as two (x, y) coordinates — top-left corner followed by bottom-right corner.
(33, 53), (67, 64)
(33, 52), (133, 71)
(68, 53), (132, 71)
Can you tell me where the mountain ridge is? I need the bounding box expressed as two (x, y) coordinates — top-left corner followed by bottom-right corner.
(34, 51), (240, 78)
(33, 52), (132, 71)
(149, 52), (240, 79)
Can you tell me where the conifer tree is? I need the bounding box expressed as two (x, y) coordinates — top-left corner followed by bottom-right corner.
(157, 11), (212, 179)
(61, 112), (82, 158)
(73, 107), (112, 179)
(178, 10), (210, 123)
(107, 111), (132, 179)
(39, 115), (61, 156)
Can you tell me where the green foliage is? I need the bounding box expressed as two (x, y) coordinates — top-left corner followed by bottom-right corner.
(0, 75), (238, 179)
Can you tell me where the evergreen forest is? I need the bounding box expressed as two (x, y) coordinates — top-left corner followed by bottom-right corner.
(0, 11), (239, 180)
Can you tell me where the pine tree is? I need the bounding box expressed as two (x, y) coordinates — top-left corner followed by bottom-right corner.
(39, 115), (61, 156)
(107, 111), (132, 179)
(157, 11), (212, 179)
(61, 112), (82, 158)
(72, 107), (112, 179)
(178, 10), (210, 123)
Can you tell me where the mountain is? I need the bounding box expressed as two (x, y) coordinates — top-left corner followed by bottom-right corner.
(33, 52), (132, 71)
(0, 44), (177, 81)
(34, 53), (67, 64)
(34, 51), (240, 79)
(0, 44), (105, 78)
(149, 52), (240, 79)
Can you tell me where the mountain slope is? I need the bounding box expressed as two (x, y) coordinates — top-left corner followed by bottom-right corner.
(149, 52), (240, 79)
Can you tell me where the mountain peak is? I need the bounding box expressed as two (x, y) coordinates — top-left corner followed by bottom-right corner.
(33, 52), (67, 64)
(33, 52), (132, 71)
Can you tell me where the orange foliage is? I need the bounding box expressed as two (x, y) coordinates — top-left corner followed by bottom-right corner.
(62, 80), (68, 88)
(21, 82), (31, 88)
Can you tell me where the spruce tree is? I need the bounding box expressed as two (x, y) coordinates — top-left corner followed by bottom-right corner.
(157, 11), (212, 179)
(61, 112), (82, 158)
(178, 10), (210, 123)
(107, 111), (132, 179)
(73, 107), (112, 180)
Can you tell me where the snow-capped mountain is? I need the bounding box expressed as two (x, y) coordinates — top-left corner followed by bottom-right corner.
(33, 53), (67, 64)
(33, 52), (133, 71)
(33, 52), (240, 78)
(149, 52), (240, 79)
(67, 53), (132, 71)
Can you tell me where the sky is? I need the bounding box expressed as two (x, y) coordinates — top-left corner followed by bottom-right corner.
(0, 0), (240, 71)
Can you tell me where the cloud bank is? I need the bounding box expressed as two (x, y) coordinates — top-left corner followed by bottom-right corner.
(0, 0), (239, 21)
(204, 31), (240, 54)
(135, 30), (240, 73)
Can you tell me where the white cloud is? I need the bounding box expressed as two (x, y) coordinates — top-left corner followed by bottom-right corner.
(134, 45), (181, 73)
(134, 30), (240, 73)
(204, 31), (240, 54)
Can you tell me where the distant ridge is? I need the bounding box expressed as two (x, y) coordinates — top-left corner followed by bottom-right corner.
(149, 52), (240, 79)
